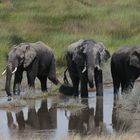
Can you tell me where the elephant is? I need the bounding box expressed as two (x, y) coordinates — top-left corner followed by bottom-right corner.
(2, 41), (59, 99)
(62, 39), (110, 97)
(111, 45), (140, 97)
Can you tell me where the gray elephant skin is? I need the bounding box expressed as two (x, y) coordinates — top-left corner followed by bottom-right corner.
(4, 41), (59, 97)
(111, 45), (140, 96)
(62, 39), (110, 97)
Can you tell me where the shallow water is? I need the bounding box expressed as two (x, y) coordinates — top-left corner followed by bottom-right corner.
(0, 88), (119, 140)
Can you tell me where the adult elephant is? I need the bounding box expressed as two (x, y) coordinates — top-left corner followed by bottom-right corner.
(64, 39), (110, 97)
(111, 45), (140, 97)
(2, 41), (59, 99)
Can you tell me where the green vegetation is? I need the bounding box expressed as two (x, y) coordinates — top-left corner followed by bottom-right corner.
(0, 0), (140, 71)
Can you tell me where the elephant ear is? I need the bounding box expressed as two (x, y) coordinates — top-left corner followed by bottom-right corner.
(129, 51), (140, 68)
(71, 39), (84, 61)
(97, 42), (110, 62)
(104, 49), (111, 61)
(24, 45), (37, 68)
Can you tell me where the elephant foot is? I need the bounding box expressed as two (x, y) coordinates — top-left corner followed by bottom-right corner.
(81, 94), (88, 98)
(42, 89), (47, 93)
(73, 93), (79, 97)
(7, 96), (13, 101)
(13, 91), (20, 96)
(89, 82), (94, 88)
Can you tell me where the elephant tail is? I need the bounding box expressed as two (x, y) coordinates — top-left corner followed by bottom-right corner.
(59, 68), (74, 96)
(63, 68), (69, 85)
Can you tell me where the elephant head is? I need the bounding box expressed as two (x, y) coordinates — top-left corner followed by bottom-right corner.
(74, 40), (110, 88)
(3, 43), (36, 96)
(129, 46), (140, 69)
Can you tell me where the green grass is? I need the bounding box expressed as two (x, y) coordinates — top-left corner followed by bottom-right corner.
(0, 0), (140, 72)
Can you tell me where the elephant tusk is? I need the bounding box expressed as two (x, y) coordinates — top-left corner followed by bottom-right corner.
(82, 66), (86, 73)
(95, 65), (101, 70)
(12, 67), (17, 74)
(2, 69), (6, 75)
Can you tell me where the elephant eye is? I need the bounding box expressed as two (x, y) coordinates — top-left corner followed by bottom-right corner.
(17, 55), (24, 62)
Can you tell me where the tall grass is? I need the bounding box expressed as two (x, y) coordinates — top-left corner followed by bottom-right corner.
(0, 0), (140, 71)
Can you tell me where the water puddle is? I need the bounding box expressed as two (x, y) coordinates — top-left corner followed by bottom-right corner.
(0, 88), (123, 140)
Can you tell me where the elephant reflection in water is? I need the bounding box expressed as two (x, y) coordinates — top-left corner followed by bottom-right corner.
(68, 97), (104, 135)
(26, 108), (39, 129)
(26, 100), (57, 129)
(7, 112), (17, 129)
(112, 98), (131, 132)
(7, 111), (25, 130)
(16, 111), (26, 130)
(6, 100), (57, 130)
(37, 100), (57, 129)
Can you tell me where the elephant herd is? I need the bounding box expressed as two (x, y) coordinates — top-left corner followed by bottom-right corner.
(2, 40), (140, 100)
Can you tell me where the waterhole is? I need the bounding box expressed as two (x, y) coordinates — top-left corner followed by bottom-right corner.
(0, 88), (127, 140)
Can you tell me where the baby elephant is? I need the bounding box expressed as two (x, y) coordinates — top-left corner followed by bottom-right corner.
(111, 45), (140, 96)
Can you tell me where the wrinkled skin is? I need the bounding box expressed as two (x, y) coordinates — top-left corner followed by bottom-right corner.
(66, 39), (110, 97)
(111, 45), (140, 97)
(5, 41), (59, 97)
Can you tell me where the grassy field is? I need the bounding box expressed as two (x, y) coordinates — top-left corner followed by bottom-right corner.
(0, 0), (140, 71)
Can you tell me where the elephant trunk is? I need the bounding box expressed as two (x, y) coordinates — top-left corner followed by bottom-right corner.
(86, 54), (95, 88)
(5, 63), (17, 96)
(87, 67), (94, 88)
(5, 64), (12, 96)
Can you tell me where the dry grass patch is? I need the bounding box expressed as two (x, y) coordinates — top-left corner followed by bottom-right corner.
(0, 99), (26, 108)
(61, 133), (139, 140)
(113, 85), (140, 133)
(20, 92), (48, 100)
(0, 133), (139, 140)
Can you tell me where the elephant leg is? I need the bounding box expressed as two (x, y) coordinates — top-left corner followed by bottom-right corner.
(94, 69), (103, 96)
(80, 73), (88, 98)
(68, 68), (79, 96)
(26, 59), (38, 91)
(67, 56), (79, 96)
(113, 78), (120, 99)
(111, 70), (120, 98)
(37, 75), (47, 92)
(123, 81), (134, 94)
(71, 76), (79, 96)
(13, 70), (23, 95)
(27, 72), (36, 91)
(121, 80), (125, 93)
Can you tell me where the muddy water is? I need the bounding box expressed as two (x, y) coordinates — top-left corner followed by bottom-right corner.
(0, 88), (118, 140)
